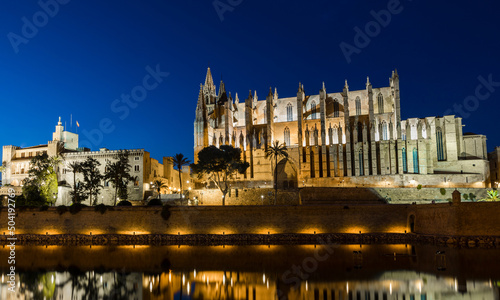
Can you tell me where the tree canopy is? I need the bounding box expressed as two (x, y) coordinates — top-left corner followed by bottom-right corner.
(191, 145), (249, 205)
(21, 152), (59, 206)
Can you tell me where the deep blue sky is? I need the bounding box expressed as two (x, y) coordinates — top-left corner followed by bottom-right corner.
(1, 0), (500, 162)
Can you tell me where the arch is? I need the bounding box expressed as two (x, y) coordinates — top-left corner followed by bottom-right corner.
(377, 93), (384, 114)
(357, 122), (363, 142)
(326, 98), (334, 118)
(355, 97), (361, 116)
(286, 103), (293, 122)
(310, 101), (317, 119)
(276, 158), (297, 189)
(333, 99), (340, 118)
(436, 127), (445, 161)
(413, 148), (419, 173)
(284, 127), (291, 146)
(382, 122), (388, 141)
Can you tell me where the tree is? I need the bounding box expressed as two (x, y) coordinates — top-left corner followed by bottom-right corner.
(152, 178), (168, 199)
(265, 141), (289, 205)
(484, 190), (499, 201)
(68, 161), (85, 204)
(81, 157), (103, 206)
(22, 152), (58, 206)
(172, 153), (191, 196)
(104, 151), (134, 205)
(191, 145), (249, 205)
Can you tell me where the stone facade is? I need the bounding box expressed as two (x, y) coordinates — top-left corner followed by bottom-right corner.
(194, 68), (489, 190)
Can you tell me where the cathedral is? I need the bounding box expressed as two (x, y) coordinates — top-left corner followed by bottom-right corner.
(194, 68), (489, 189)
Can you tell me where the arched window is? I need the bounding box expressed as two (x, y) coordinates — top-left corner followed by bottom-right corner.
(355, 97), (361, 116)
(402, 147), (407, 172)
(382, 122), (388, 141)
(436, 127), (445, 161)
(311, 101), (317, 119)
(378, 93), (384, 114)
(357, 122), (363, 142)
(333, 127), (339, 144)
(413, 148), (419, 173)
(286, 103), (293, 122)
(402, 131), (406, 141)
(333, 100), (339, 118)
(284, 127), (290, 146)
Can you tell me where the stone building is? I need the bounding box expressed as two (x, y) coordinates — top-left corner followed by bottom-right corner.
(1, 118), (190, 204)
(194, 68), (489, 189)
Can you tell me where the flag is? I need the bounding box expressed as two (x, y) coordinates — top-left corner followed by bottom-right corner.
(76, 121), (80, 127)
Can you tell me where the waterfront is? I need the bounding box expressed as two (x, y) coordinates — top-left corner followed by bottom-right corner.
(0, 244), (498, 299)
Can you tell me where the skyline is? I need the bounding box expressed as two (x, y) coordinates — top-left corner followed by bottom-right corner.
(1, 0), (500, 162)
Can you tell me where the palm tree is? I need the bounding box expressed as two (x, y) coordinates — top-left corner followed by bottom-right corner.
(68, 161), (83, 204)
(153, 178), (168, 199)
(172, 153), (191, 199)
(265, 141), (289, 205)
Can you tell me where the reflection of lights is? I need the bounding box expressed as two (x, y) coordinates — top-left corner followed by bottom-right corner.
(454, 278), (457, 292)
(149, 282), (152, 292)
(1, 274), (4, 283)
(419, 282), (422, 293)
(187, 282), (190, 295)
(169, 271), (171, 283)
(223, 274), (226, 285)
(267, 279), (269, 289)
(390, 282), (392, 295)
(263, 273), (266, 284)
(182, 274), (185, 285)
(100, 276), (103, 284)
(305, 281), (308, 291)
(51, 274), (54, 284)
(347, 282), (349, 293)
(231, 277), (233, 287)
(194, 269), (196, 277)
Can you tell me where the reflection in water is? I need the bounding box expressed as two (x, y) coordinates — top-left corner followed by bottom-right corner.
(0, 244), (498, 299)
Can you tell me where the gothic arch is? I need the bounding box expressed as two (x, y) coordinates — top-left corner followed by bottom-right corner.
(277, 158), (297, 189)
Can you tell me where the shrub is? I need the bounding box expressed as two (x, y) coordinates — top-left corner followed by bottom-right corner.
(117, 200), (132, 206)
(69, 203), (87, 215)
(94, 204), (109, 214)
(417, 184), (422, 190)
(147, 198), (163, 206)
(463, 193), (469, 200)
(39, 205), (49, 211)
(469, 193), (476, 201)
(440, 188), (446, 196)
(56, 205), (68, 215)
(161, 205), (171, 221)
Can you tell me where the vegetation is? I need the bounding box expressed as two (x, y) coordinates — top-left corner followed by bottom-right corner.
(69, 203), (86, 215)
(469, 193), (477, 201)
(68, 161), (85, 204)
(417, 184), (422, 190)
(147, 198), (163, 206)
(81, 157), (103, 206)
(94, 203), (113, 214)
(482, 190), (499, 201)
(440, 188), (446, 195)
(191, 145), (249, 205)
(172, 153), (191, 196)
(265, 141), (289, 205)
(104, 150), (134, 205)
(463, 193), (469, 200)
(56, 205), (68, 215)
(21, 153), (59, 206)
(152, 178), (168, 199)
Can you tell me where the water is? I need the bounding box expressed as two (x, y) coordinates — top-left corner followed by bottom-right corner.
(0, 244), (498, 299)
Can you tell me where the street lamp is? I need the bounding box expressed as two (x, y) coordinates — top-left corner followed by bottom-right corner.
(261, 195), (264, 205)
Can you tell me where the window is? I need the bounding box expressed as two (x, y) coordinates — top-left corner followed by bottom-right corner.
(311, 101), (317, 119)
(332, 127), (339, 144)
(21, 153), (25, 158)
(104, 181), (109, 187)
(382, 122), (388, 141)
(134, 180), (139, 186)
(235, 189), (238, 197)
(436, 127), (445, 161)
(286, 103), (293, 121)
(402, 148), (407, 172)
(355, 97), (361, 115)
(413, 148), (419, 173)
(284, 127), (290, 146)
(134, 165), (140, 172)
(333, 100), (339, 117)
(359, 150), (364, 175)
(402, 131), (406, 141)
(378, 93), (384, 114)
(134, 157), (140, 161)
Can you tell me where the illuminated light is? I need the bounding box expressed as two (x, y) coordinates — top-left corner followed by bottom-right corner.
(305, 281), (308, 291)
(149, 282), (152, 292)
(263, 274), (266, 284)
(100, 276), (103, 284)
(187, 282), (190, 295)
(454, 278), (457, 292)
(187, 180), (190, 183)
(182, 274), (185, 285)
(51, 275), (54, 283)
(1, 274), (4, 283)
(390, 282), (392, 295)
(231, 277), (233, 287)
(202, 274), (205, 281)
(194, 269), (196, 277)
(347, 282), (349, 293)
(169, 271), (171, 283)
(223, 274), (226, 285)
(419, 282), (422, 293)
(267, 279), (269, 289)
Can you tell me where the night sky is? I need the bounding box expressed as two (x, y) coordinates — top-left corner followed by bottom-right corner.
(1, 0), (500, 163)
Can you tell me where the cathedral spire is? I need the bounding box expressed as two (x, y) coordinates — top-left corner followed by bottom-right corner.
(366, 76), (371, 86)
(205, 67), (214, 87)
(268, 87), (273, 97)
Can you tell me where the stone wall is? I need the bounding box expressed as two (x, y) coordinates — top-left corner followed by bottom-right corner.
(191, 188), (300, 206)
(2, 202), (499, 237)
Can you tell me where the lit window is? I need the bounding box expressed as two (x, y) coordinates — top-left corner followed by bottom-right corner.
(284, 127), (290, 146)
(310, 101), (317, 119)
(355, 97), (361, 115)
(378, 93), (384, 114)
(286, 103), (293, 122)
